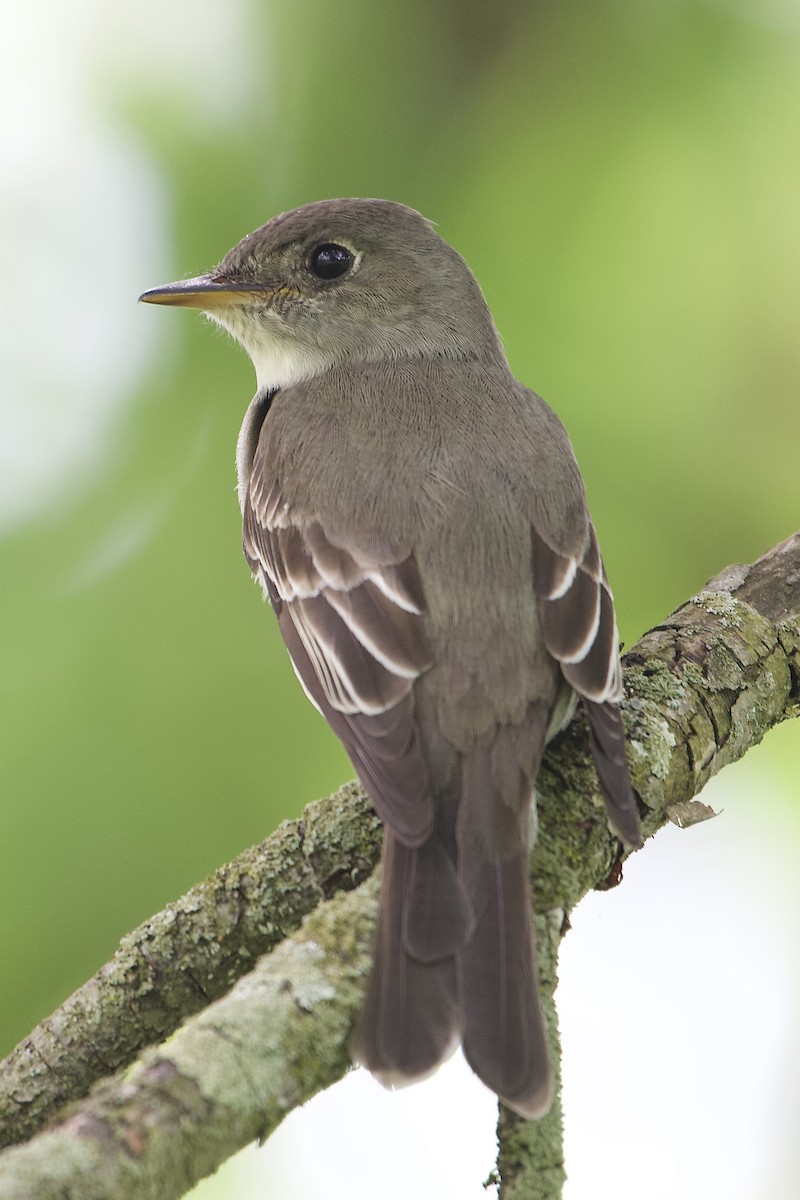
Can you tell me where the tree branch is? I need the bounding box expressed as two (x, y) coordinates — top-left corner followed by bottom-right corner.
(0, 783), (382, 1152)
(1, 533), (797, 1199)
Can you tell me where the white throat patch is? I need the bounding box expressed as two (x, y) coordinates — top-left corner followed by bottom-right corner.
(203, 309), (329, 395)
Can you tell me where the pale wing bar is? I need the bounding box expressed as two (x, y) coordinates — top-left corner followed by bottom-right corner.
(532, 523), (621, 703)
(242, 481), (435, 846)
(532, 523), (641, 847)
(244, 503), (434, 717)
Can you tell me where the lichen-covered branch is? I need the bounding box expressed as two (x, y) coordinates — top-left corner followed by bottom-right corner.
(0, 877), (380, 1200)
(0, 783), (381, 1153)
(0, 533), (797, 1200)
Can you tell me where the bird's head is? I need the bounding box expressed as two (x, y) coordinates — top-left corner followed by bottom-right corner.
(140, 198), (501, 392)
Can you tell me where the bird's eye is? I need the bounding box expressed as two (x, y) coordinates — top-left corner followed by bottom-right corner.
(308, 243), (355, 281)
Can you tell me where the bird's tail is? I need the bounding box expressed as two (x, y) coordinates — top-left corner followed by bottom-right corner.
(457, 711), (552, 1119)
(351, 704), (553, 1119)
(459, 850), (552, 1118)
(350, 794), (471, 1084)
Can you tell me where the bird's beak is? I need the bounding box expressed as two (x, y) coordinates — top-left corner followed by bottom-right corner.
(138, 275), (269, 310)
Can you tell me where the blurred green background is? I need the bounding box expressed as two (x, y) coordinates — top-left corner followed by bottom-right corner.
(2, 0), (799, 1196)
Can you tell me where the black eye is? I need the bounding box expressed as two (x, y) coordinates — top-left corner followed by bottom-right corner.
(309, 243), (355, 281)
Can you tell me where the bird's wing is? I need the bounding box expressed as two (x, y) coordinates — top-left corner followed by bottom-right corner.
(531, 521), (621, 703)
(532, 522), (641, 846)
(243, 469), (435, 847)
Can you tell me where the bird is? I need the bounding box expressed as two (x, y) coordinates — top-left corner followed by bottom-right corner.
(140, 198), (641, 1119)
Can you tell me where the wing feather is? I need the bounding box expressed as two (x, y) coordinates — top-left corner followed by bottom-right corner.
(532, 522), (641, 846)
(244, 468), (435, 846)
(532, 523), (621, 703)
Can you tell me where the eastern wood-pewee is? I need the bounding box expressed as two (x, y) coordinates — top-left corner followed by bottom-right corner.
(141, 198), (641, 1119)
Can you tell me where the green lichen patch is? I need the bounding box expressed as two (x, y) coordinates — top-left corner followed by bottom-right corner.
(692, 589), (745, 626)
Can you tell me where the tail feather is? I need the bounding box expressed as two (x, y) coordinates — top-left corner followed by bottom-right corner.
(454, 705), (552, 1117)
(353, 702), (564, 1119)
(584, 699), (642, 846)
(460, 852), (552, 1118)
(350, 828), (464, 1085)
(403, 816), (474, 962)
